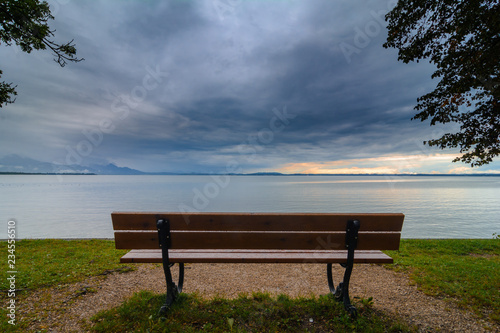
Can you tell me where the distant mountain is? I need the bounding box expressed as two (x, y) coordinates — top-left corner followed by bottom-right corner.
(0, 155), (145, 175)
(88, 163), (145, 175)
(0, 155), (62, 174)
(246, 172), (284, 176)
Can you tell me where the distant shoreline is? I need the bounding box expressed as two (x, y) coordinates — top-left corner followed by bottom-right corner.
(1, 172), (499, 177)
(0, 172), (96, 175)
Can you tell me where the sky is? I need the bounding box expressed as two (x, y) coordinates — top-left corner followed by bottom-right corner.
(1, 0), (499, 174)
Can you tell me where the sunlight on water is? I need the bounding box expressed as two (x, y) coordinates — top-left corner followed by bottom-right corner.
(1, 175), (499, 239)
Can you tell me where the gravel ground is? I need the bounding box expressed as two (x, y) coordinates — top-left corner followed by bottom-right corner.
(19, 263), (498, 332)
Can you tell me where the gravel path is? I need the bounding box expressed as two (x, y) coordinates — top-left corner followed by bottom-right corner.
(20, 263), (497, 332)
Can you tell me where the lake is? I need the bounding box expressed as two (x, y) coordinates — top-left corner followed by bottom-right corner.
(1, 175), (499, 239)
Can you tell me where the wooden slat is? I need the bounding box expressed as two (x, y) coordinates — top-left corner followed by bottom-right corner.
(114, 231), (401, 251)
(112, 212), (404, 232)
(120, 249), (393, 264)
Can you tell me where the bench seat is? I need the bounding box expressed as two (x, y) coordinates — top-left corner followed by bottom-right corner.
(120, 249), (394, 264)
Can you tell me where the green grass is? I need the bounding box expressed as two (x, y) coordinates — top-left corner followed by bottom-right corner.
(0, 239), (131, 332)
(0, 239), (498, 331)
(89, 291), (411, 332)
(0, 239), (130, 291)
(385, 239), (500, 323)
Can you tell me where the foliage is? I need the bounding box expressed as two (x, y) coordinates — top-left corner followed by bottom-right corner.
(384, 0), (500, 166)
(0, 0), (83, 107)
(0, 70), (17, 105)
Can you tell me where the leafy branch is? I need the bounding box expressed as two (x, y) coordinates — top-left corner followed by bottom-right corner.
(0, 0), (83, 107)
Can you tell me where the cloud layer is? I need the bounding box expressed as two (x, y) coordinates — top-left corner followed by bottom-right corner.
(1, 0), (498, 174)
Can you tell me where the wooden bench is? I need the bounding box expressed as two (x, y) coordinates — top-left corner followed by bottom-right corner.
(112, 212), (404, 317)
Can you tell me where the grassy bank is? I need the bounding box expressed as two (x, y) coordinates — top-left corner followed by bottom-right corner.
(0, 239), (129, 292)
(0, 239), (498, 331)
(386, 239), (499, 323)
(0, 239), (130, 332)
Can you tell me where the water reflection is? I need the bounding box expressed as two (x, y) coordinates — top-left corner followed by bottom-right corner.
(1, 175), (499, 239)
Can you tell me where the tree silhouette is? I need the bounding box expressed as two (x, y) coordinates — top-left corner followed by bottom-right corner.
(0, 0), (83, 107)
(384, 0), (499, 166)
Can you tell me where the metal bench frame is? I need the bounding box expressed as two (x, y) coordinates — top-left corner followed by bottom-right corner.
(156, 218), (361, 317)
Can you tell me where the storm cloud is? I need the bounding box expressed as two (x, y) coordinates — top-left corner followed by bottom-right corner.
(1, 0), (498, 174)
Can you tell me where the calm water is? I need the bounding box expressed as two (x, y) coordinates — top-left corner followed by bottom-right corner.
(1, 175), (499, 239)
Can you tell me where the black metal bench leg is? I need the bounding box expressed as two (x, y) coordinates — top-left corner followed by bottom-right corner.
(159, 262), (185, 314)
(326, 219), (360, 318)
(177, 262), (184, 293)
(339, 258), (357, 318)
(327, 263), (356, 317)
(327, 263), (336, 294)
(327, 263), (345, 300)
(157, 219), (185, 315)
(159, 261), (178, 315)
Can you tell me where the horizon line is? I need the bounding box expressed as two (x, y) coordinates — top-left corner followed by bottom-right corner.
(2, 171), (500, 177)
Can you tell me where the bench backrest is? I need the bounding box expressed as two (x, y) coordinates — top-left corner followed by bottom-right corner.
(112, 212), (404, 251)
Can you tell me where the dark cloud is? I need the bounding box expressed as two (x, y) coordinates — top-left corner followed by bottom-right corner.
(1, 1), (498, 174)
